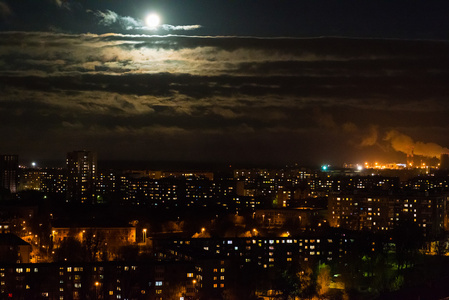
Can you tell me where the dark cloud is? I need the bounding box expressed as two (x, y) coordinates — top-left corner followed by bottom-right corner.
(51, 0), (73, 10)
(0, 1), (11, 19)
(1, 32), (449, 165)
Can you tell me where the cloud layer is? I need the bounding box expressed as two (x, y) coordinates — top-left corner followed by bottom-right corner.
(1, 32), (449, 165)
(90, 9), (201, 32)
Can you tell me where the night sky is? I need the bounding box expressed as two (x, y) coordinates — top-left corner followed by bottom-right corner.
(1, 0), (449, 166)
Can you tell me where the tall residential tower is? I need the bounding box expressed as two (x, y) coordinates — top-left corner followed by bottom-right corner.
(66, 151), (97, 204)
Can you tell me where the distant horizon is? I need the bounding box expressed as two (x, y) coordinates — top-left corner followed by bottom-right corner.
(15, 156), (441, 172)
(10, 146), (446, 172)
(18, 158), (316, 171)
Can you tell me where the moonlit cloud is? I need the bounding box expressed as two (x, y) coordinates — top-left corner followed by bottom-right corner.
(1, 31), (449, 163)
(90, 9), (140, 30)
(160, 24), (202, 31)
(89, 9), (201, 32)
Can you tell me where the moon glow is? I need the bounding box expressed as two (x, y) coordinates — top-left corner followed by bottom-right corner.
(145, 13), (160, 28)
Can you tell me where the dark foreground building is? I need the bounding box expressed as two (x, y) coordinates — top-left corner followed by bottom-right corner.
(0, 155), (18, 194)
(0, 261), (197, 300)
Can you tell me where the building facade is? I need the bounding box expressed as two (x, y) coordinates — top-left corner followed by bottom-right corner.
(0, 155), (18, 194)
(328, 191), (447, 237)
(66, 151), (97, 204)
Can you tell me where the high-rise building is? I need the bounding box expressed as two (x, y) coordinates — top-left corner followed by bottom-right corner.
(66, 151), (97, 204)
(0, 155), (18, 194)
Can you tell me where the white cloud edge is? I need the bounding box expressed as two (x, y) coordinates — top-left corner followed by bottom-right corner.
(89, 9), (201, 31)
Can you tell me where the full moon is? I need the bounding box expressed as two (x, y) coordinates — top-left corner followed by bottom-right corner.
(145, 13), (160, 28)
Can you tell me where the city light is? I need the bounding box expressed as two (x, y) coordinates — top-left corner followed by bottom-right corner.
(3, 152), (449, 298)
(142, 228), (147, 243)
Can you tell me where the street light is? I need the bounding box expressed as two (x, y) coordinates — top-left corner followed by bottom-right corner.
(95, 281), (100, 299)
(142, 228), (147, 243)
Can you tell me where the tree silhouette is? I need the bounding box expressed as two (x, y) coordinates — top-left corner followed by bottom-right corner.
(53, 237), (88, 262)
(393, 221), (423, 269)
(317, 263), (331, 297)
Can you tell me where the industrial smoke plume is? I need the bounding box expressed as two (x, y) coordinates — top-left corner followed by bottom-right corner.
(384, 130), (449, 158)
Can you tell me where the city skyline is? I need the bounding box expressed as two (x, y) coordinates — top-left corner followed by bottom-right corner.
(1, 0), (449, 166)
